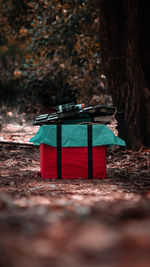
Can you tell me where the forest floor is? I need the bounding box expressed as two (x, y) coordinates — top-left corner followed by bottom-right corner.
(0, 105), (150, 267)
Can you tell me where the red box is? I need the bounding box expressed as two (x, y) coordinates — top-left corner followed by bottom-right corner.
(40, 144), (106, 179)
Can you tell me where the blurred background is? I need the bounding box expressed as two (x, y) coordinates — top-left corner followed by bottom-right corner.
(0, 0), (112, 116)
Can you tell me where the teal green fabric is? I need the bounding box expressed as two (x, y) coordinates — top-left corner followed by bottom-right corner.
(30, 124), (126, 147)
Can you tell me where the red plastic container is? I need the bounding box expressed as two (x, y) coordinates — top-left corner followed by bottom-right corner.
(40, 144), (106, 179)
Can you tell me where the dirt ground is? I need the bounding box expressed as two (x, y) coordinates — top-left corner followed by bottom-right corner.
(0, 106), (150, 267)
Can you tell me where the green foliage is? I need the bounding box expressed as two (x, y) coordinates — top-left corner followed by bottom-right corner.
(0, 0), (104, 106)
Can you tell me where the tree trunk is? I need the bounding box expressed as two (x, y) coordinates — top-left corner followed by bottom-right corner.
(99, 0), (150, 150)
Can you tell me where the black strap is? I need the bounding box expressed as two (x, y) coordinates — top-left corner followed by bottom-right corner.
(57, 125), (62, 179)
(88, 124), (93, 179)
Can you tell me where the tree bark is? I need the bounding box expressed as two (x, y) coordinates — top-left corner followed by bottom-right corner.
(99, 0), (150, 150)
